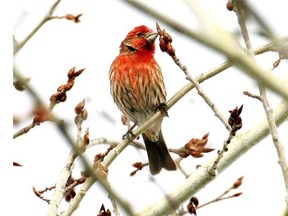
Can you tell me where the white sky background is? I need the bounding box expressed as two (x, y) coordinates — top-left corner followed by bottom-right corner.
(11, 0), (288, 215)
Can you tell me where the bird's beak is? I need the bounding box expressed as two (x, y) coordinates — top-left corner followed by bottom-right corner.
(145, 32), (158, 43)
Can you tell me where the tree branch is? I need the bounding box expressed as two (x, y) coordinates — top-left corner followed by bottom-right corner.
(233, 1), (288, 214)
(135, 100), (288, 216)
(58, 38), (288, 215)
(125, 0), (288, 100)
(13, 0), (62, 55)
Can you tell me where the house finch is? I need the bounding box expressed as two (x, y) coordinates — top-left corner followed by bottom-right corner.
(109, 25), (176, 175)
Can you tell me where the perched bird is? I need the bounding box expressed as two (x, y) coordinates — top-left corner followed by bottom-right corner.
(109, 25), (176, 175)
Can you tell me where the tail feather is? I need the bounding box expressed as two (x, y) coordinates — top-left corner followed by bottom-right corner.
(142, 130), (176, 175)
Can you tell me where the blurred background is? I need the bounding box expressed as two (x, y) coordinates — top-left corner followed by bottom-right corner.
(11, 0), (288, 215)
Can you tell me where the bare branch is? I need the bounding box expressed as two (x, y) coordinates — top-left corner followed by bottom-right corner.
(156, 23), (231, 131)
(13, 0), (62, 55)
(135, 100), (288, 216)
(233, 1), (288, 213)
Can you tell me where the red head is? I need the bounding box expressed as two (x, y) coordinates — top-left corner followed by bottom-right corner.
(120, 25), (158, 55)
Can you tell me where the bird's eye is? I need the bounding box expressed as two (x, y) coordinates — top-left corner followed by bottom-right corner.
(136, 32), (144, 37)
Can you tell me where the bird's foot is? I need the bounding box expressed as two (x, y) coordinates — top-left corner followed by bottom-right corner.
(157, 102), (169, 117)
(122, 122), (139, 140)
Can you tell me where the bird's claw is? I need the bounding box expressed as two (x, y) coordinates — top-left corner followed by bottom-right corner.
(122, 129), (135, 140)
(158, 103), (169, 117)
(122, 123), (139, 140)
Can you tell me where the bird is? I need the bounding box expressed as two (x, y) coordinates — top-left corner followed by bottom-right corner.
(109, 25), (176, 175)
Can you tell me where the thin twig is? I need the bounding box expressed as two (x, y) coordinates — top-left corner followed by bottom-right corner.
(13, 68), (75, 145)
(234, 1), (288, 214)
(233, 1), (253, 53)
(174, 157), (190, 178)
(209, 105), (243, 176)
(259, 84), (288, 181)
(108, 184), (121, 216)
(197, 176), (243, 209)
(13, 67), (84, 139)
(243, 91), (262, 101)
(171, 54), (231, 131)
(240, 1), (288, 60)
(13, 0), (61, 55)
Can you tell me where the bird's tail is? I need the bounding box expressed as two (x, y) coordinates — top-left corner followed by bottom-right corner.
(142, 130), (176, 175)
